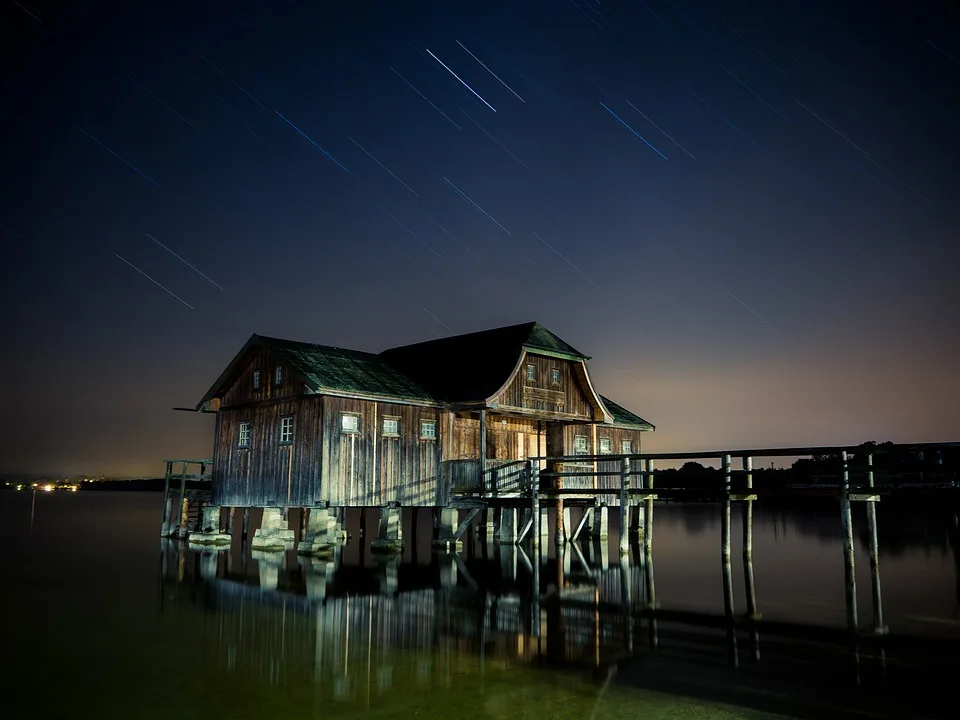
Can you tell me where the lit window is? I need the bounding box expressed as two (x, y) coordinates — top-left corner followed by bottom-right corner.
(420, 420), (437, 440)
(574, 435), (589, 454)
(238, 422), (250, 448)
(279, 416), (294, 444)
(526, 364), (536, 382)
(599, 437), (612, 454)
(622, 439), (633, 455)
(274, 365), (282, 386)
(252, 370), (261, 390)
(551, 368), (561, 385)
(382, 417), (399, 436)
(342, 414), (359, 433)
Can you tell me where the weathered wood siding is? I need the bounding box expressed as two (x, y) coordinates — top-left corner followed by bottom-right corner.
(493, 354), (595, 419)
(212, 396), (323, 507)
(451, 415), (544, 460)
(220, 346), (303, 408)
(321, 396), (443, 507)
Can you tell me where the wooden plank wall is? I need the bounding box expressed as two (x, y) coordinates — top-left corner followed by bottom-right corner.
(494, 355), (595, 418)
(212, 396), (323, 507)
(220, 346), (302, 407)
(321, 397), (443, 507)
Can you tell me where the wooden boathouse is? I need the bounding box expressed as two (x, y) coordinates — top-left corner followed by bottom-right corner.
(165, 321), (653, 550)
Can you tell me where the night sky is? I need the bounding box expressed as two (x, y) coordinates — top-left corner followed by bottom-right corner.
(3, 0), (958, 477)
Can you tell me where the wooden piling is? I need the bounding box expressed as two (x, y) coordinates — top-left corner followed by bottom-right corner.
(176, 460), (188, 537)
(865, 453), (886, 633)
(742, 456), (759, 621)
(160, 461), (172, 535)
(840, 450), (859, 634)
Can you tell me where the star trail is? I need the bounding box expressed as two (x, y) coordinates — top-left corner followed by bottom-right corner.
(2, 0), (958, 475)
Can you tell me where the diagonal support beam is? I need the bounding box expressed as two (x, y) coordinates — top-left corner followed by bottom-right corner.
(571, 506), (593, 542)
(516, 513), (534, 543)
(453, 508), (480, 540)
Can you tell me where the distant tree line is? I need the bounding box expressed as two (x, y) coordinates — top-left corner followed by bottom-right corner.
(648, 442), (959, 490)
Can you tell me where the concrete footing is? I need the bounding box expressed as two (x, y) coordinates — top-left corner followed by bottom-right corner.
(187, 505), (232, 546)
(371, 507), (403, 553)
(497, 508), (517, 544)
(251, 507), (296, 551)
(433, 507), (462, 551)
(298, 508), (343, 556)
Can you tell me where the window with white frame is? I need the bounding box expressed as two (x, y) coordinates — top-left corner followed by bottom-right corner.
(420, 420), (437, 440)
(382, 417), (399, 436)
(279, 416), (294, 444)
(252, 370), (261, 390)
(599, 437), (612, 454)
(622, 439), (633, 455)
(238, 422), (251, 448)
(342, 414), (359, 433)
(274, 365), (283, 386)
(526, 364), (536, 383)
(551, 368), (561, 385)
(574, 435), (589, 454)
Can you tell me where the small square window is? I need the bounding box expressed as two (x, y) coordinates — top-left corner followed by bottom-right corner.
(252, 370), (261, 390)
(279, 416), (294, 444)
(599, 437), (612, 454)
(342, 414), (359, 433)
(238, 422), (250, 448)
(622, 439), (633, 455)
(382, 417), (399, 436)
(420, 420), (437, 440)
(526, 364), (536, 382)
(274, 365), (283, 386)
(551, 368), (561, 385)
(574, 435), (589, 454)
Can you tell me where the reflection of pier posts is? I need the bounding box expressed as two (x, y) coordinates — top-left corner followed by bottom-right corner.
(865, 453), (887, 634)
(619, 555), (633, 653)
(840, 450), (859, 635)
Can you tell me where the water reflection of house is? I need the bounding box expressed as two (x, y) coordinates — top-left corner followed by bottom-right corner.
(194, 322), (653, 508)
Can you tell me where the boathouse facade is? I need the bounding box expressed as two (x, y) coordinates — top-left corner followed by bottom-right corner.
(195, 322), (654, 509)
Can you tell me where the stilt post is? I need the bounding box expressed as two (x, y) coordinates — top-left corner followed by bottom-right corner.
(742, 456), (759, 621)
(160, 461), (172, 535)
(840, 450), (859, 634)
(865, 452), (886, 634)
(176, 460), (189, 537)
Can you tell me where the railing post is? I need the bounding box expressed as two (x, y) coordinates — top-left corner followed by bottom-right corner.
(619, 457), (630, 555)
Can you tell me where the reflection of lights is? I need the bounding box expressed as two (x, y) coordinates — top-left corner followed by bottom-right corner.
(43, 484), (54, 492)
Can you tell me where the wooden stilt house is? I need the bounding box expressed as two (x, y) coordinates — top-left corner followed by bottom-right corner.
(195, 322), (654, 509)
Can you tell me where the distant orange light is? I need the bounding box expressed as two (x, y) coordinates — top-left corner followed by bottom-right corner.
(43, 484), (54, 492)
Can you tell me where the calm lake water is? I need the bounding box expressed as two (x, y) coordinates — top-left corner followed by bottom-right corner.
(2, 491), (958, 719)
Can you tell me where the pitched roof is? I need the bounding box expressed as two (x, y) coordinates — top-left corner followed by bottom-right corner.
(197, 334), (436, 408)
(378, 321), (588, 403)
(197, 324), (653, 430)
(599, 395), (655, 431)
